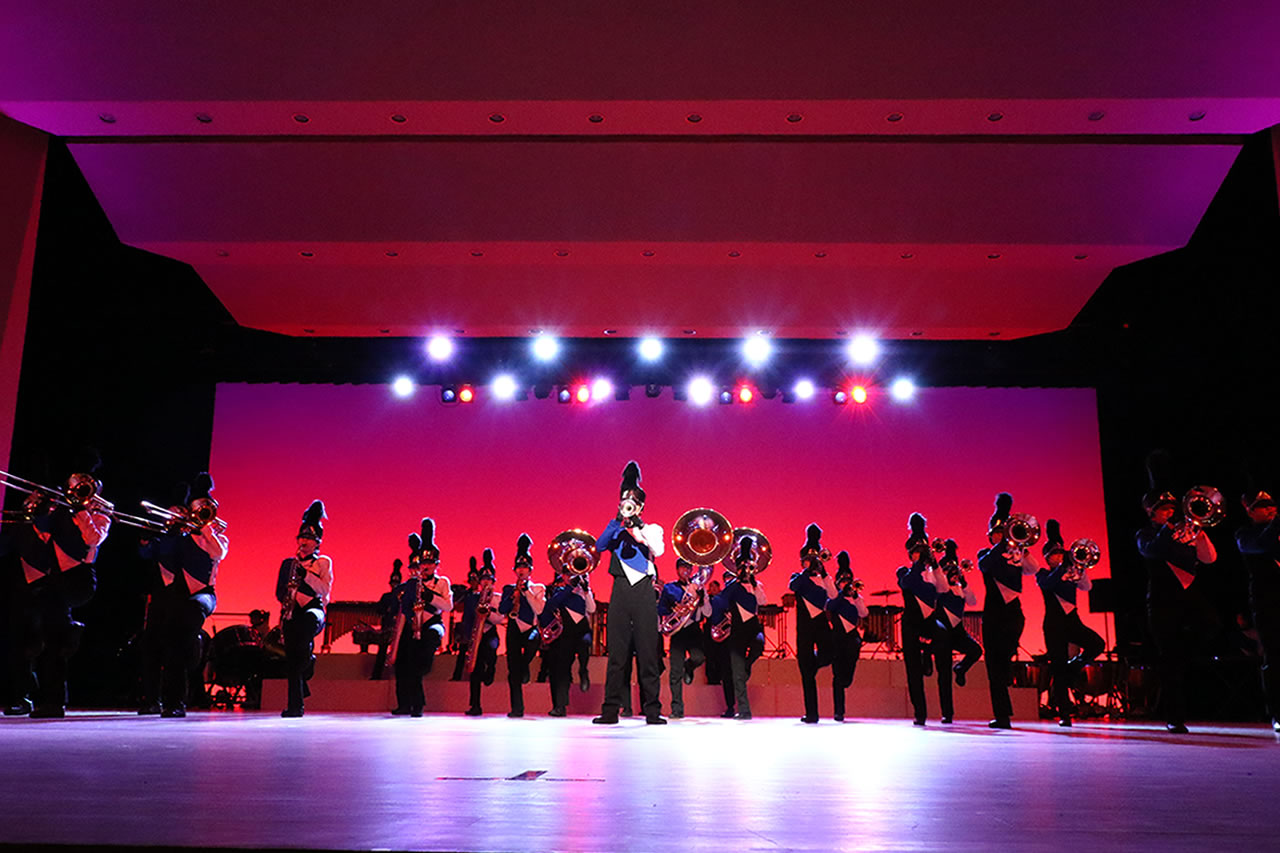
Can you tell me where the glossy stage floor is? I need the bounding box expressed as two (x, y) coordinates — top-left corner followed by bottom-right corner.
(1, 711), (1277, 853)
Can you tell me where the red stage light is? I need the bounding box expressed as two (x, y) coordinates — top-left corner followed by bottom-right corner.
(738, 386), (754, 403)
(575, 384), (591, 403)
(458, 385), (475, 403)
(851, 385), (868, 404)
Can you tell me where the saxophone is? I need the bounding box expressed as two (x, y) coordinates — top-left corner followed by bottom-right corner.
(280, 555), (304, 624)
(412, 557), (429, 634)
(463, 579), (494, 675)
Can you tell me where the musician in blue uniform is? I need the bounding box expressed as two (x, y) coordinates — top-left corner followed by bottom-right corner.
(1136, 453), (1217, 733)
(499, 534), (545, 718)
(826, 551), (868, 722)
(897, 514), (947, 725)
(593, 461), (667, 725)
(3, 450), (111, 718)
(274, 500), (332, 718)
(541, 561), (595, 716)
(658, 558), (711, 718)
(1036, 520), (1103, 727)
(137, 474), (229, 718)
(933, 539), (982, 722)
(390, 519), (453, 717)
(370, 559), (402, 680)
(450, 557), (480, 682)
(463, 553), (501, 716)
(978, 493), (1038, 729)
(790, 524), (837, 723)
(1234, 482), (1280, 732)
(713, 535), (767, 720)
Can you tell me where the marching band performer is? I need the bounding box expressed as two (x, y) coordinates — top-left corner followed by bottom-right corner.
(541, 560), (596, 716)
(790, 523), (837, 723)
(390, 519), (453, 716)
(978, 493), (1037, 729)
(1136, 453), (1217, 734)
(463, 552), (501, 716)
(592, 461), (666, 725)
(369, 559), (402, 681)
(933, 539), (982, 722)
(713, 535), (767, 720)
(451, 557), (481, 682)
(499, 533), (545, 718)
(897, 514), (945, 725)
(137, 474), (228, 718)
(658, 557), (712, 718)
(1234, 481), (1280, 732)
(826, 551), (868, 722)
(274, 500), (332, 718)
(3, 450), (110, 718)
(1036, 520), (1103, 727)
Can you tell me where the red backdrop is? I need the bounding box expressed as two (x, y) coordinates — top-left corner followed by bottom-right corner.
(208, 383), (1110, 654)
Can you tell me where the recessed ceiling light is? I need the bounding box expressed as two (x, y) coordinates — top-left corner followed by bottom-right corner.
(303, 328), (315, 335)
(603, 329), (618, 335)
(299, 251), (314, 257)
(195, 112), (213, 124)
(682, 329), (697, 336)
(988, 331), (1002, 337)
(98, 113), (116, 123)
(1188, 110), (1206, 122)
(642, 250), (655, 257)
(910, 330), (924, 337)
(900, 252), (915, 259)
(554, 250), (569, 257)
(379, 329), (391, 335)
(390, 114), (407, 123)
(814, 251), (827, 258)
(987, 112), (1004, 122)
(786, 113), (804, 123)
(470, 250), (484, 257)
(489, 113), (505, 123)
(293, 113), (310, 123)
(384, 250), (399, 257)
(728, 251), (741, 258)
(588, 114), (604, 123)
(1088, 111), (1106, 122)
(987, 253), (1001, 259)
(215, 249), (229, 257)
(686, 113), (702, 123)
(886, 112), (904, 122)
(1074, 253), (1089, 260)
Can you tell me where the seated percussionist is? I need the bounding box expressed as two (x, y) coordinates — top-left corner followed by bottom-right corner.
(275, 500), (332, 718)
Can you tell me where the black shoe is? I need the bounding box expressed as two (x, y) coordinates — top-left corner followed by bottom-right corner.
(5, 699), (33, 717)
(834, 714), (845, 722)
(988, 718), (1012, 729)
(670, 711), (684, 719)
(410, 708), (423, 718)
(1165, 722), (1188, 734)
(507, 710), (523, 718)
(1272, 718), (1280, 734)
(940, 716), (953, 724)
(579, 669), (591, 692)
(524, 672), (532, 684)
(549, 707), (567, 717)
(1059, 716), (1072, 727)
(465, 706), (483, 716)
(620, 707), (633, 717)
(646, 716), (668, 725)
(953, 663), (967, 687)
(162, 706), (187, 718)
(922, 658), (933, 677)
(592, 714), (619, 724)
(800, 715), (818, 724)
(391, 707), (411, 716)
(281, 707), (304, 718)
(913, 718), (926, 727)
(684, 671), (695, 685)
(30, 705), (65, 719)
(138, 702), (162, 716)
(734, 712), (752, 720)
(720, 708), (736, 719)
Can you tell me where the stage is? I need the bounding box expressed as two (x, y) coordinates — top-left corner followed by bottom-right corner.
(1, 712), (1276, 852)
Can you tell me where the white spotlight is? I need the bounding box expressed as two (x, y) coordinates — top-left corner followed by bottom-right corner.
(848, 334), (880, 366)
(688, 376), (715, 406)
(794, 379), (816, 400)
(531, 334), (560, 362)
(591, 378), (614, 402)
(391, 376), (415, 398)
(890, 377), (917, 402)
(638, 336), (664, 362)
(742, 334), (772, 367)
(491, 374), (518, 401)
(426, 335), (454, 362)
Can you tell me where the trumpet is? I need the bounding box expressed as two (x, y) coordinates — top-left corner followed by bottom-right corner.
(1174, 485), (1225, 541)
(1063, 538), (1101, 583)
(1005, 513), (1041, 549)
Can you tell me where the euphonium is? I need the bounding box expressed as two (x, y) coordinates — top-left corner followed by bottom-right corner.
(463, 578), (494, 675)
(1005, 513), (1041, 549)
(659, 565), (713, 635)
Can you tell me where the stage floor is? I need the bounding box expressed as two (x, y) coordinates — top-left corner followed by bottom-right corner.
(1, 712), (1277, 852)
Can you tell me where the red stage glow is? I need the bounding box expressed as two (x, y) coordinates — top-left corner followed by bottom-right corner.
(851, 385), (869, 404)
(208, 384), (1110, 655)
(575, 384), (591, 404)
(457, 385), (474, 403)
(737, 386), (754, 404)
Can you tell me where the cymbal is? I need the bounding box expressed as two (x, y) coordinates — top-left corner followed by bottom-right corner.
(869, 589), (899, 597)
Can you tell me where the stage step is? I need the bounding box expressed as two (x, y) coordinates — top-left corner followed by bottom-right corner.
(263, 654), (1038, 720)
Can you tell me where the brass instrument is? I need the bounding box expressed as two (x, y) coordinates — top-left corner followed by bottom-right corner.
(463, 578), (495, 675)
(711, 527), (773, 642)
(659, 564), (713, 635)
(0, 469), (115, 522)
(1005, 513), (1041, 549)
(547, 529), (601, 576)
(280, 556), (304, 625)
(1174, 485), (1225, 541)
(140, 498), (229, 535)
(1063, 537), (1101, 583)
(618, 496), (644, 528)
(671, 508), (736, 566)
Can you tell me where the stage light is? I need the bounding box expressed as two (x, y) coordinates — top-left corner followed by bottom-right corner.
(531, 334), (560, 362)
(591, 378), (613, 402)
(575, 384), (591, 404)
(441, 385), (457, 403)
(645, 384), (663, 398)
(742, 334), (772, 367)
(533, 383), (553, 400)
(426, 335), (454, 362)
(491, 374), (518, 401)
(847, 334), (880, 366)
(718, 389), (734, 405)
(794, 379), (816, 401)
(688, 377), (714, 406)
(391, 376), (415, 398)
(890, 378), (916, 402)
(738, 385), (755, 403)
(851, 385), (869, 404)
(638, 337), (664, 362)
(557, 387), (572, 404)
(833, 390), (848, 405)
(458, 385), (475, 403)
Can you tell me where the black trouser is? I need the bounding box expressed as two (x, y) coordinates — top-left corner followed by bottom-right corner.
(506, 622), (539, 714)
(703, 620), (723, 684)
(282, 604), (323, 712)
(1043, 608), (1104, 717)
(468, 627), (499, 710)
(370, 629), (392, 680)
(929, 620), (956, 720)
(15, 566), (96, 711)
(831, 626), (862, 719)
(720, 617), (764, 716)
(1147, 584), (1217, 727)
(601, 574), (663, 720)
(796, 608), (834, 719)
(667, 622), (706, 716)
(394, 618), (443, 713)
(901, 614), (930, 722)
(1250, 571), (1280, 721)
(548, 617), (592, 711)
(943, 619), (983, 681)
(140, 584), (215, 710)
(982, 598), (1024, 722)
